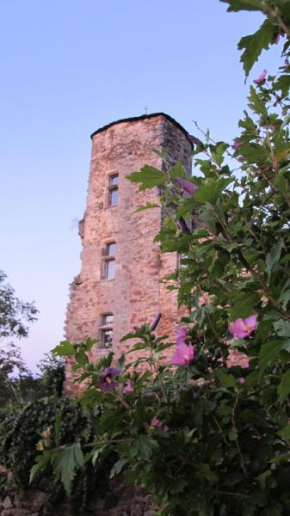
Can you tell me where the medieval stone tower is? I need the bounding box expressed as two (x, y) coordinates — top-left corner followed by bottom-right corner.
(65, 113), (192, 393)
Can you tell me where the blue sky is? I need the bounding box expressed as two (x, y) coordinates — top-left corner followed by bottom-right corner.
(0, 0), (282, 371)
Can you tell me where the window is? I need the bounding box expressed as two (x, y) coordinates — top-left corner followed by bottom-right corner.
(103, 242), (116, 280)
(99, 314), (114, 349)
(108, 174), (119, 206)
(177, 253), (187, 270)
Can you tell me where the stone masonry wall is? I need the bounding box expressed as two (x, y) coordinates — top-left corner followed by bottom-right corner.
(65, 114), (192, 393)
(0, 469), (155, 516)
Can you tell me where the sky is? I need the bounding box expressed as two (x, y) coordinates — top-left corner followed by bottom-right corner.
(0, 0), (282, 371)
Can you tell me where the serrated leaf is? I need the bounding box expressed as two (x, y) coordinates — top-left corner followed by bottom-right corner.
(238, 20), (275, 77)
(278, 426), (290, 441)
(84, 338), (97, 351)
(131, 435), (158, 460)
(259, 340), (282, 374)
(221, 0), (266, 12)
(52, 341), (76, 356)
(126, 165), (167, 191)
(266, 240), (283, 278)
(230, 291), (258, 320)
(198, 463), (218, 482)
(216, 371), (237, 388)
(278, 369), (290, 403)
(194, 178), (233, 205)
(75, 351), (88, 367)
(30, 452), (52, 484)
(55, 443), (84, 495)
(248, 85), (268, 118)
(134, 202), (160, 213)
(110, 458), (129, 478)
(274, 320), (290, 338)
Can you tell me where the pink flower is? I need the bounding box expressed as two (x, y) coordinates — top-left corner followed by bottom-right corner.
(232, 140), (242, 150)
(172, 341), (195, 366)
(123, 380), (133, 393)
(151, 417), (162, 428)
(176, 327), (188, 346)
(176, 177), (198, 196)
(253, 70), (267, 84)
(227, 350), (249, 369)
(229, 315), (257, 339)
(237, 377), (245, 384)
(99, 367), (120, 392)
(151, 417), (169, 432)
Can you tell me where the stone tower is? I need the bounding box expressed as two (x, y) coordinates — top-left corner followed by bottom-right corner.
(65, 113), (192, 393)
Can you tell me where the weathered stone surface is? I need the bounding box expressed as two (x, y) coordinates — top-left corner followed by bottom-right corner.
(0, 482), (155, 516)
(64, 113), (192, 393)
(2, 498), (12, 510)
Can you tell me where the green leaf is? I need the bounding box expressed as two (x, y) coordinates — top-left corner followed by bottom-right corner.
(75, 351), (88, 368)
(169, 161), (186, 178)
(238, 20), (275, 77)
(131, 435), (158, 460)
(266, 240), (283, 278)
(278, 426), (290, 441)
(274, 320), (290, 338)
(52, 340), (76, 356)
(55, 443), (84, 495)
(216, 371), (237, 388)
(134, 202), (160, 213)
(230, 291), (258, 320)
(278, 369), (290, 403)
(126, 165), (167, 191)
(228, 427), (238, 441)
(84, 338), (96, 351)
(248, 85), (268, 118)
(194, 177), (233, 205)
(30, 452), (52, 484)
(110, 458), (129, 478)
(221, 0), (266, 12)
(198, 463), (218, 482)
(259, 340), (283, 374)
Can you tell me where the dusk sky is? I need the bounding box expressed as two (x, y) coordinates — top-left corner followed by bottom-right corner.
(0, 0), (282, 371)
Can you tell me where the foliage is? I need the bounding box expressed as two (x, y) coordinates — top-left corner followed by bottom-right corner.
(36, 1), (290, 515)
(0, 396), (110, 514)
(0, 270), (38, 340)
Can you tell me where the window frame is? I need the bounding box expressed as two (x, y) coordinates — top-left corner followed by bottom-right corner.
(108, 174), (119, 206)
(102, 242), (116, 280)
(98, 313), (114, 350)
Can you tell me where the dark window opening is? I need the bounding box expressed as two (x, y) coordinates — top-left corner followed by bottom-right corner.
(99, 313), (114, 349)
(109, 174), (119, 206)
(102, 242), (116, 280)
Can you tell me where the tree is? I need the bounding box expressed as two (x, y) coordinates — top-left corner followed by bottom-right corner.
(0, 270), (38, 408)
(0, 270), (38, 340)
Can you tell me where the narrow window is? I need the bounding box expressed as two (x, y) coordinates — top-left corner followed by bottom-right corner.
(103, 242), (116, 280)
(108, 174), (119, 206)
(177, 253), (187, 270)
(99, 313), (114, 349)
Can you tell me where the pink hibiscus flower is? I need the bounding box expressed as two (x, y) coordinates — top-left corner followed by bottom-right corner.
(123, 380), (134, 393)
(253, 70), (267, 84)
(229, 315), (257, 339)
(172, 341), (195, 366)
(176, 177), (198, 196)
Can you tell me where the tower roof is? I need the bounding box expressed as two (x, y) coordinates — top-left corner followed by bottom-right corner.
(90, 112), (193, 146)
